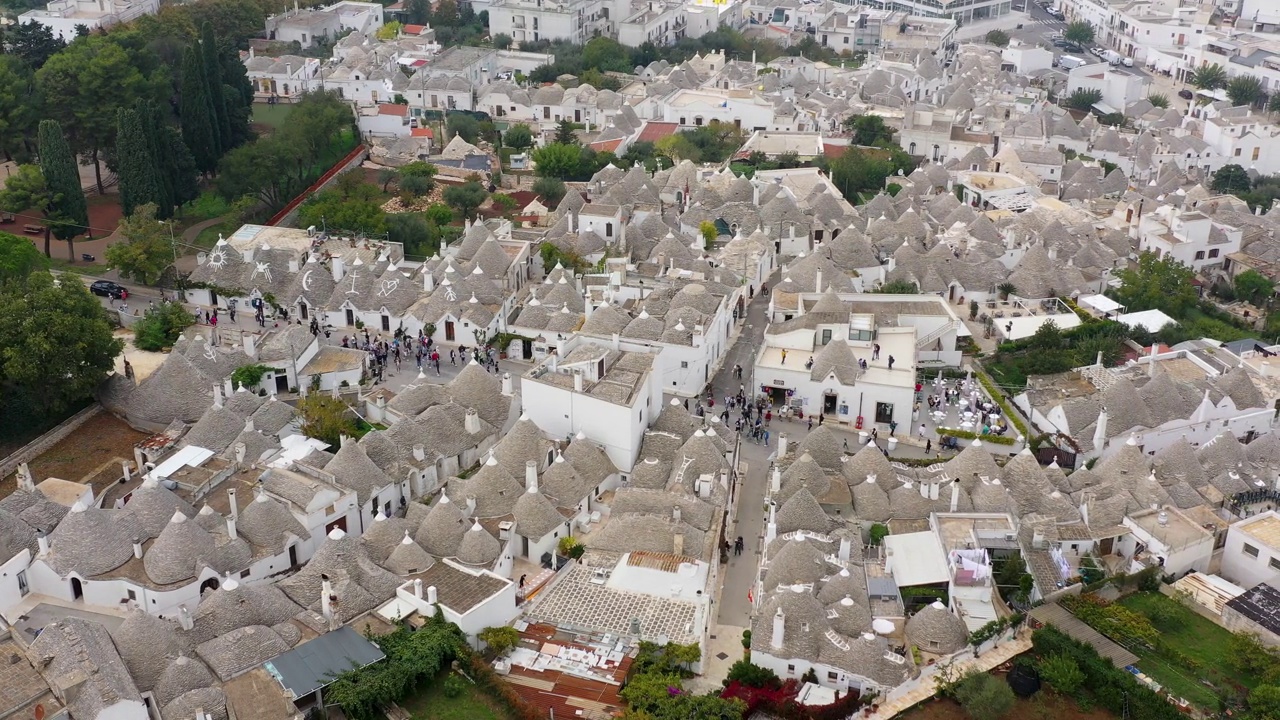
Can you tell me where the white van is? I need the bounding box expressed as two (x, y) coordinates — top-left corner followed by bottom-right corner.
(1058, 55), (1087, 70)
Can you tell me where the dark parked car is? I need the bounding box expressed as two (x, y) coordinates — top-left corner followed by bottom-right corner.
(1178, 89), (1195, 99)
(90, 280), (127, 299)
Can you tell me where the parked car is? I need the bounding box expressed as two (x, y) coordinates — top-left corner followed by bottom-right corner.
(1178, 89), (1195, 99)
(1122, 57), (1134, 67)
(1090, 46), (1106, 57)
(89, 280), (127, 299)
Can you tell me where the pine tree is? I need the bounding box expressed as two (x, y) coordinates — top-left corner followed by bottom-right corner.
(37, 120), (88, 259)
(200, 23), (230, 154)
(115, 106), (162, 217)
(181, 45), (219, 175)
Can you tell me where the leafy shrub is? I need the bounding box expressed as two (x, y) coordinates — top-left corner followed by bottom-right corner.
(725, 659), (780, 688)
(132, 301), (194, 351)
(1038, 653), (1085, 694)
(953, 672), (1016, 720)
(477, 625), (520, 655)
(442, 674), (467, 698)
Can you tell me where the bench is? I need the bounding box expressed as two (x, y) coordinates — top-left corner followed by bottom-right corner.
(22, 224), (42, 234)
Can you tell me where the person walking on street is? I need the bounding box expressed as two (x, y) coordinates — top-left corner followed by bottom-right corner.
(926, 438), (932, 454)
(919, 423), (927, 438)
(889, 420), (898, 437)
(807, 417), (813, 432)
(888, 355), (895, 370)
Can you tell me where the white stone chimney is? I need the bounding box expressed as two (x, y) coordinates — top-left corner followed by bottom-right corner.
(413, 578), (423, 598)
(121, 460), (132, 483)
(502, 372), (513, 395)
(771, 465), (781, 493)
(777, 433), (789, 459)
(133, 538), (144, 559)
(212, 384), (223, 408)
(321, 575), (336, 622)
(525, 461), (539, 492)
(464, 409), (481, 434)
(17, 463), (34, 493)
(574, 371), (584, 392)
(36, 531), (48, 556)
(244, 415), (255, 433)
(465, 495), (477, 517)
(765, 501), (777, 545)
(929, 481), (940, 501)
(427, 585), (438, 604)
(424, 269), (434, 292)
(178, 605), (194, 631)
(227, 512), (237, 538)
(227, 488), (238, 521)
(234, 442), (247, 468)
(672, 531), (684, 556)
(771, 607), (785, 649)
(673, 506), (682, 524)
(950, 479), (960, 512)
(332, 257), (345, 282)
(838, 536), (851, 564)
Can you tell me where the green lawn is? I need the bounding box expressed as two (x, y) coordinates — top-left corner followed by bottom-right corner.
(399, 673), (510, 720)
(193, 217), (242, 249)
(1117, 591), (1258, 707)
(251, 103), (293, 131)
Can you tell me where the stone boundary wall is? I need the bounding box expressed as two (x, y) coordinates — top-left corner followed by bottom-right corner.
(0, 403), (103, 480)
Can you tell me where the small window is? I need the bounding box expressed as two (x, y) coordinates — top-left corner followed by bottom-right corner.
(787, 664), (796, 674)
(930, 640), (940, 649)
(1269, 557), (1280, 571)
(801, 622), (810, 632)
(1235, 148), (1243, 157)
(1209, 249), (1219, 258)
(681, 361), (689, 368)
(1254, 147), (1261, 161)
(127, 589), (137, 601)
(240, 568), (252, 578)
(1245, 543), (1260, 557)
(1195, 251), (1206, 260)
(828, 671), (839, 680)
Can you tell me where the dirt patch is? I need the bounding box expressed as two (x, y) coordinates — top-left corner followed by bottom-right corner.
(1, 413), (148, 500)
(901, 692), (1118, 720)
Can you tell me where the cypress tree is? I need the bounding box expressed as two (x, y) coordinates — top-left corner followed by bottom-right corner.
(201, 23), (230, 155)
(162, 125), (199, 210)
(137, 100), (176, 218)
(37, 120), (88, 243)
(115, 106), (162, 217)
(180, 45), (219, 176)
(219, 39), (254, 149)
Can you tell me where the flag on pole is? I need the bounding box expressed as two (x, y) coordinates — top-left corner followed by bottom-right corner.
(747, 589), (754, 603)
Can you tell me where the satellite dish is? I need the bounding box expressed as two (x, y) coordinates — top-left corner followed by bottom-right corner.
(872, 618), (895, 635)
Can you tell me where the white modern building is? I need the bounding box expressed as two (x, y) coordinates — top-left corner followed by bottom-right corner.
(1222, 512), (1280, 591)
(18, 0), (158, 40)
(265, 0), (386, 49)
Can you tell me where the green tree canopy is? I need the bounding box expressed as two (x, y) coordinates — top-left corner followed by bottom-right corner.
(1065, 88), (1103, 110)
(1191, 63), (1227, 90)
(1212, 163), (1253, 194)
(0, 165), (57, 257)
(477, 626), (520, 655)
(298, 172), (387, 234)
(441, 181), (488, 221)
(554, 118), (578, 145)
(399, 160), (438, 178)
(105, 203), (174, 285)
(132, 300), (195, 351)
(115, 105), (164, 217)
(0, 56), (41, 163)
(1227, 74), (1267, 108)
(504, 123), (533, 152)
(532, 142), (582, 179)
(446, 113), (482, 143)
(1113, 252), (1198, 318)
(386, 212), (436, 257)
(1064, 21), (1095, 46)
(0, 231), (48, 282)
(828, 146), (916, 203)
(4, 21), (66, 69)
(1234, 269), (1275, 306)
(985, 29), (1010, 47)
(180, 43), (219, 175)
(843, 114), (897, 146)
(1250, 685), (1280, 720)
(36, 35), (163, 193)
(1146, 93), (1170, 108)
(582, 36), (632, 73)
(532, 176), (567, 206)
(37, 120), (88, 257)
(299, 394), (357, 447)
(0, 271), (122, 426)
